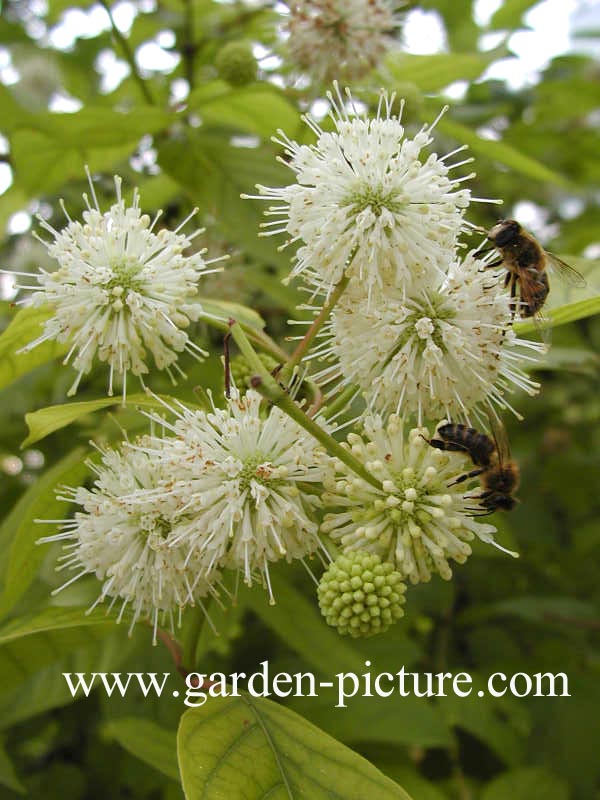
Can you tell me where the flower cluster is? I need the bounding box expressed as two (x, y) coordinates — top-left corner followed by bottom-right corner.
(249, 85), (544, 634)
(285, 0), (397, 83)
(32, 85), (549, 644)
(38, 437), (219, 644)
(40, 391), (330, 639)
(316, 254), (542, 423)
(17, 170), (219, 399)
(321, 416), (517, 585)
(254, 85), (544, 424)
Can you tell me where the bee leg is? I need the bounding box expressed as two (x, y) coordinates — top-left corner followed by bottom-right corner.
(448, 468), (484, 487)
(467, 490), (495, 500)
(421, 435), (471, 456)
(465, 508), (495, 517)
(507, 274), (519, 318)
(473, 244), (494, 258)
(483, 258), (504, 269)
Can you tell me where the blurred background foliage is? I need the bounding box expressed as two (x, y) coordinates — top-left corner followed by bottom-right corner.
(0, 0), (599, 798)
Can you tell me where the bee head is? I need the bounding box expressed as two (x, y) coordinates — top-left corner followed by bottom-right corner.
(488, 219), (521, 247)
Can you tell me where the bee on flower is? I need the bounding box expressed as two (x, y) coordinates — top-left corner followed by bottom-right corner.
(314, 251), (545, 424)
(321, 414), (519, 585)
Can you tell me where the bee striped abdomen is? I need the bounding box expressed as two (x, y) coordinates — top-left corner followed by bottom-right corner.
(435, 423), (495, 467)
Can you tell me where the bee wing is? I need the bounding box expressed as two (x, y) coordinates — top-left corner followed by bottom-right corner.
(487, 413), (512, 466)
(545, 251), (587, 288)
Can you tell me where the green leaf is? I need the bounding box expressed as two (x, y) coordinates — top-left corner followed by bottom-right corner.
(0, 741), (24, 794)
(187, 83), (301, 140)
(481, 767), (569, 800)
(0, 447), (88, 620)
(531, 346), (600, 374)
(0, 185), (28, 238)
(19, 106), (173, 148)
(385, 51), (499, 94)
(102, 718), (179, 782)
(22, 392), (169, 447)
(0, 306), (68, 393)
(490, 0), (542, 30)
(11, 131), (140, 196)
(158, 131), (291, 268)
(178, 694), (413, 799)
(436, 675), (526, 765)
(459, 595), (596, 627)
(376, 765), (449, 800)
(515, 295), (600, 335)
(0, 607), (116, 695)
(289, 690), (452, 750)
(240, 573), (366, 676)
(196, 297), (265, 331)
(435, 117), (571, 187)
(0, 627), (154, 730)
(9, 105), (172, 195)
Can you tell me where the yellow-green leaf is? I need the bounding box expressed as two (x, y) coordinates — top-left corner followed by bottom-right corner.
(0, 448), (88, 620)
(187, 82), (301, 139)
(436, 117), (571, 187)
(22, 393), (170, 448)
(515, 296), (600, 335)
(178, 694), (414, 800)
(385, 51), (500, 93)
(0, 305), (67, 392)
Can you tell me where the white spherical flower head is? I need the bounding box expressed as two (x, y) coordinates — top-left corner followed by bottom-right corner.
(37, 439), (219, 644)
(251, 85), (474, 297)
(317, 253), (544, 423)
(286, 1), (396, 83)
(322, 415), (518, 584)
(19, 169), (221, 398)
(152, 390), (330, 600)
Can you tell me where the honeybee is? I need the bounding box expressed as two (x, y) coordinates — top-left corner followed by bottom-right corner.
(423, 418), (520, 515)
(476, 219), (586, 319)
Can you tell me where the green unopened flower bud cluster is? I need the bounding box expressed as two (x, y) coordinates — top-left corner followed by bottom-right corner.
(318, 550), (406, 638)
(229, 351), (279, 393)
(215, 41), (257, 86)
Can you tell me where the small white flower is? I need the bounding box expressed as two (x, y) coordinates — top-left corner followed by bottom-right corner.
(18, 169), (220, 398)
(315, 253), (544, 423)
(38, 439), (219, 644)
(321, 415), (518, 584)
(250, 85), (476, 297)
(286, 0), (397, 83)
(148, 391), (330, 600)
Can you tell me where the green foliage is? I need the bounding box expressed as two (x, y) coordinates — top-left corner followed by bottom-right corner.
(0, 306), (68, 393)
(0, 447), (88, 618)
(178, 694), (414, 799)
(102, 718), (179, 782)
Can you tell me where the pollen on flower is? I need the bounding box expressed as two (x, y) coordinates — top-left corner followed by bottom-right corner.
(313, 252), (544, 424)
(36, 438), (221, 645)
(15, 168), (222, 399)
(321, 415), (518, 584)
(247, 84), (478, 297)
